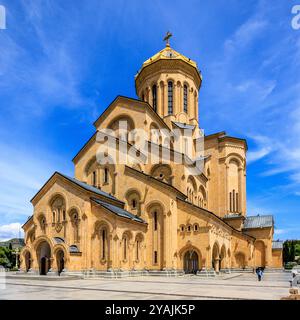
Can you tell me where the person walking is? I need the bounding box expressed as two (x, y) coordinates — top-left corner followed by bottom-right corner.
(257, 268), (263, 281)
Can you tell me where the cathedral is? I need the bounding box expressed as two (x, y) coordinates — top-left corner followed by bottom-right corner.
(20, 37), (283, 277)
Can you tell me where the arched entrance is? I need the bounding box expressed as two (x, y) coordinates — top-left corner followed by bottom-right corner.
(235, 252), (246, 268)
(254, 241), (265, 268)
(212, 243), (220, 272)
(56, 250), (65, 275)
(220, 245), (226, 270)
(24, 251), (31, 272)
(184, 250), (199, 274)
(37, 241), (51, 275)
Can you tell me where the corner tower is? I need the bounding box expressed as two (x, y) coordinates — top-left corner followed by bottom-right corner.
(135, 34), (202, 127)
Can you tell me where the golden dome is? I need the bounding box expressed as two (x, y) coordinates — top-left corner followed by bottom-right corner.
(135, 45), (201, 79)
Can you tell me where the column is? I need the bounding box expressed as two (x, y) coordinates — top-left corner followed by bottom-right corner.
(157, 82), (161, 116)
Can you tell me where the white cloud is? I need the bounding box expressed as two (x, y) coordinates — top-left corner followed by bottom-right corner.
(0, 141), (72, 225)
(274, 229), (287, 235)
(0, 223), (24, 241)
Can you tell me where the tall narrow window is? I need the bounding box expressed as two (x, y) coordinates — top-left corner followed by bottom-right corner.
(236, 193), (239, 213)
(168, 81), (173, 114)
(132, 199), (136, 209)
(52, 211), (56, 223)
(183, 84), (188, 113)
(124, 237), (127, 260)
(229, 192), (232, 212)
(233, 190), (236, 212)
(154, 251), (158, 264)
(92, 171), (96, 187)
(136, 240), (139, 260)
(154, 211), (158, 231)
(102, 229), (106, 259)
(104, 168), (109, 184)
(152, 85), (157, 112)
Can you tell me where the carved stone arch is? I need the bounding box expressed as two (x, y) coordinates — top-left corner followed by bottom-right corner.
(21, 247), (33, 272)
(225, 153), (245, 170)
(135, 232), (144, 242)
(48, 192), (67, 207)
(32, 235), (54, 252)
(93, 220), (112, 238)
(67, 206), (81, 219)
(187, 175), (197, 191)
(53, 243), (68, 259)
(36, 212), (47, 231)
(150, 164), (173, 184)
(26, 229), (36, 244)
(212, 241), (220, 259)
(149, 122), (161, 144)
(146, 200), (165, 216)
(84, 155), (97, 177)
(125, 188), (142, 215)
(179, 244), (202, 273)
(107, 114), (135, 142)
(49, 193), (67, 223)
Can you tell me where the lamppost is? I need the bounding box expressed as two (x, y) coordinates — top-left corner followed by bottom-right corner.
(12, 247), (20, 269)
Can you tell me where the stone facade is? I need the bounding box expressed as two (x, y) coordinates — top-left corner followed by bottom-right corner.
(20, 43), (283, 276)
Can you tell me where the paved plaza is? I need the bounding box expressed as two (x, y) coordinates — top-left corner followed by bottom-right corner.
(0, 272), (292, 300)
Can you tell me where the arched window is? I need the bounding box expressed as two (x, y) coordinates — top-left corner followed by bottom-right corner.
(152, 85), (157, 112)
(154, 211), (158, 231)
(132, 199), (136, 209)
(101, 229), (106, 259)
(104, 168), (109, 184)
(125, 190), (141, 215)
(136, 238), (141, 261)
(168, 81), (173, 114)
(183, 84), (188, 113)
(123, 237), (127, 260)
(92, 171), (97, 187)
(50, 195), (66, 225)
(70, 209), (80, 243)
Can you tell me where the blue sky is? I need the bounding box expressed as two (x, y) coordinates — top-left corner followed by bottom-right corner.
(0, 0), (299, 240)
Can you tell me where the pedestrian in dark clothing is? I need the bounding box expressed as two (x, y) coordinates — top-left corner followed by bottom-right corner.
(257, 268), (263, 281)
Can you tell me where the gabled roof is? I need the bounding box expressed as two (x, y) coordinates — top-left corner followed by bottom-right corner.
(243, 215), (274, 229)
(272, 240), (283, 250)
(58, 173), (118, 201)
(91, 197), (146, 224)
(30, 172), (122, 205)
(125, 165), (187, 200)
(93, 95), (170, 131)
(172, 121), (195, 130)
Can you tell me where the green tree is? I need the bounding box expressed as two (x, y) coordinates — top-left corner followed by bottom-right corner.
(295, 243), (300, 257)
(290, 241), (296, 262)
(0, 247), (10, 268)
(283, 241), (290, 263)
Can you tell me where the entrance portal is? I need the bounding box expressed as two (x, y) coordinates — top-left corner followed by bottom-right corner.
(56, 250), (65, 275)
(24, 251), (31, 272)
(184, 250), (199, 274)
(37, 241), (51, 275)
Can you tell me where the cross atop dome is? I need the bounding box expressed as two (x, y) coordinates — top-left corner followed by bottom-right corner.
(163, 31), (172, 47)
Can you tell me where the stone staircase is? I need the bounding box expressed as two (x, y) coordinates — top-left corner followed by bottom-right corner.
(196, 269), (217, 278)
